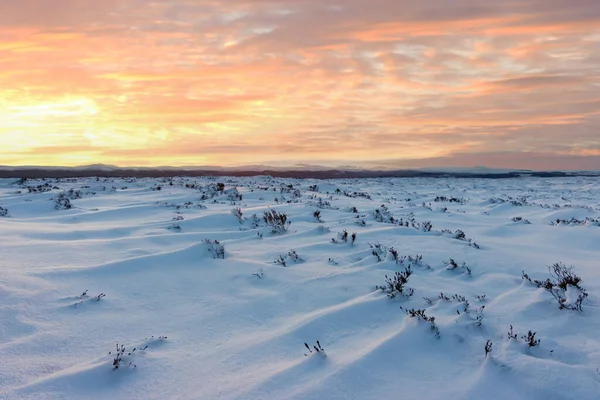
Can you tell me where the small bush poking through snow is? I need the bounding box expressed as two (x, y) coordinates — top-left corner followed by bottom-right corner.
(73, 290), (105, 307)
(444, 259), (472, 275)
(421, 221), (433, 232)
(274, 250), (303, 267)
(454, 230), (466, 240)
(441, 229), (480, 248)
(168, 223), (182, 232)
(0, 206), (8, 217)
(53, 193), (72, 210)
(400, 307), (440, 338)
(376, 266), (414, 299)
(109, 336), (167, 369)
(274, 255), (287, 267)
(369, 242), (388, 262)
(522, 263), (588, 311)
(111, 343), (137, 369)
(224, 187), (242, 202)
(388, 247), (400, 262)
(524, 331), (541, 348)
(484, 340), (493, 357)
(204, 239), (225, 259)
(507, 325), (518, 340)
(313, 210), (323, 222)
(332, 230), (356, 244)
(304, 341), (326, 357)
(373, 204), (395, 223)
(232, 207), (243, 223)
(263, 209), (290, 233)
(252, 268), (264, 279)
(287, 249), (303, 262)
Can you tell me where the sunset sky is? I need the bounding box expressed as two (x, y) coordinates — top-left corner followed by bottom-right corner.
(1, 0), (599, 169)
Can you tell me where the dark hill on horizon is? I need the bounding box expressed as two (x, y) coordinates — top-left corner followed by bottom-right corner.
(1, 165), (597, 179)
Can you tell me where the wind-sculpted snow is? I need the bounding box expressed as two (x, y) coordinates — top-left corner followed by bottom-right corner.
(1, 176), (599, 399)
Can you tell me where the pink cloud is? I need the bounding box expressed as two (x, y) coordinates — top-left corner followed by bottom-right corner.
(0, 0), (599, 168)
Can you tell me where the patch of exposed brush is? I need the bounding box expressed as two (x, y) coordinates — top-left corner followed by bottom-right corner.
(400, 307), (440, 338)
(263, 208), (291, 233)
(109, 336), (167, 370)
(434, 196), (466, 204)
(331, 230), (356, 245)
(369, 242), (388, 262)
(232, 207), (244, 223)
(443, 259), (472, 275)
(440, 229), (480, 249)
(522, 263), (588, 311)
(204, 239), (225, 259)
(274, 250), (304, 267)
(376, 266), (414, 299)
(550, 217), (600, 227)
(507, 325), (541, 348)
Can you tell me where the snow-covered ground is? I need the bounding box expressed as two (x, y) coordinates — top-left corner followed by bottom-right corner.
(1, 176), (599, 399)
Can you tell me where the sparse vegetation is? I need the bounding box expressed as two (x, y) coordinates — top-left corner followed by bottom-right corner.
(204, 239), (225, 259)
(369, 242), (387, 262)
(274, 250), (303, 267)
(252, 268), (264, 279)
(313, 210), (323, 222)
(523, 330), (541, 348)
(168, 223), (182, 232)
(550, 217), (600, 227)
(444, 259), (472, 275)
(376, 266), (414, 299)
(400, 307), (439, 337)
(53, 193), (72, 210)
(484, 340), (493, 357)
(109, 336), (167, 369)
(331, 230), (356, 244)
(232, 207), (243, 223)
(263, 209), (290, 233)
(522, 263), (588, 311)
(3, 174), (599, 398)
(304, 341), (326, 357)
(110, 343), (136, 369)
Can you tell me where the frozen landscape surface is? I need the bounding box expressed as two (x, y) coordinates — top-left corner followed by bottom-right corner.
(1, 176), (599, 399)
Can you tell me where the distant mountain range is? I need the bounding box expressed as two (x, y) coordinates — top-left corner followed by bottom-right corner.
(0, 164), (598, 179)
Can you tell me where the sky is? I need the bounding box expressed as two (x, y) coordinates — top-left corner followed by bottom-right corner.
(1, 0), (599, 170)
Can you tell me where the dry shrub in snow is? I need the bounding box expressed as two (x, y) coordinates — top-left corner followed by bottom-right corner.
(263, 209), (290, 233)
(522, 263), (588, 311)
(376, 266), (414, 298)
(204, 239), (225, 259)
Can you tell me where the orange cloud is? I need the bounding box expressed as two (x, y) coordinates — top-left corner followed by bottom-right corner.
(1, 0), (599, 169)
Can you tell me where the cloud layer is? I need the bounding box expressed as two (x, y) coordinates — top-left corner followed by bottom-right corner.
(1, 0), (599, 169)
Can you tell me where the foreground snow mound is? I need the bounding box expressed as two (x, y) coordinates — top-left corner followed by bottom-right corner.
(1, 176), (599, 400)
